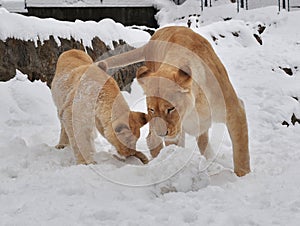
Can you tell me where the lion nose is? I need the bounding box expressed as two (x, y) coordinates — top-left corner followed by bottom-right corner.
(151, 117), (168, 137)
(158, 130), (168, 137)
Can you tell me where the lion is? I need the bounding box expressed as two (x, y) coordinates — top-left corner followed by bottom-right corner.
(97, 26), (250, 176)
(51, 49), (148, 164)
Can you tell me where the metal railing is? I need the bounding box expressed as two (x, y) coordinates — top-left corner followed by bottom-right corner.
(194, 0), (300, 12)
(237, 0), (300, 12)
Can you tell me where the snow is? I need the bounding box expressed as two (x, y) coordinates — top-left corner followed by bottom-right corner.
(26, 0), (154, 7)
(0, 7), (150, 48)
(247, 0), (278, 9)
(1, 1), (300, 225)
(1, 0), (155, 12)
(0, 0), (27, 13)
(155, 1), (240, 27)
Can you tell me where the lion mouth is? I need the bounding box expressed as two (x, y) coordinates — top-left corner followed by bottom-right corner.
(154, 126), (181, 140)
(164, 133), (180, 141)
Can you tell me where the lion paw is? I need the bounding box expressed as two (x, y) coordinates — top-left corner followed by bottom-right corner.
(55, 144), (67, 149)
(76, 158), (96, 165)
(134, 151), (149, 164)
(234, 168), (251, 177)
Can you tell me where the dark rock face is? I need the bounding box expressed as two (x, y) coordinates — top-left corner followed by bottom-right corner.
(0, 36), (141, 91)
(97, 40), (145, 92)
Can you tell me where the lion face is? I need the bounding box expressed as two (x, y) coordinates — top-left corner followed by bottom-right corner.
(136, 65), (195, 140)
(146, 96), (180, 138)
(112, 111), (148, 153)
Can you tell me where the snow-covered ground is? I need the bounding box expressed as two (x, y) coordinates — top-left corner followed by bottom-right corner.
(1, 2), (300, 226)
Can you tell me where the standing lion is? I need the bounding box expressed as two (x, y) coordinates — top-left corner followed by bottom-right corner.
(97, 26), (250, 176)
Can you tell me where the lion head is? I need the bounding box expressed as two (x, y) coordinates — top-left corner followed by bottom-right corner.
(110, 110), (149, 163)
(136, 64), (195, 140)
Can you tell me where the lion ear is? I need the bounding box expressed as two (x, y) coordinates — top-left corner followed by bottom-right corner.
(96, 61), (108, 72)
(136, 66), (151, 86)
(129, 111), (148, 139)
(136, 66), (151, 78)
(130, 111), (148, 129)
(175, 65), (193, 91)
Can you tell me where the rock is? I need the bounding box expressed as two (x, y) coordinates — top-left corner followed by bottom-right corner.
(291, 113), (300, 125)
(232, 32), (240, 37)
(253, 34), (263, 45)
(86, 36), (109, 61)
(0, 36), (140, 91)
(223, 17), (232, 21)
(211, 35), (218, 44)
(279, 66), (293, 76)
(257, 24), (266, 34)
(282, 120), (289, 127)
(282, 113), (300, 127)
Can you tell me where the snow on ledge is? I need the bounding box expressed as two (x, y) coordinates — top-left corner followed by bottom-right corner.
(1, 0), (27, 13)
(0, 8), (151, 48)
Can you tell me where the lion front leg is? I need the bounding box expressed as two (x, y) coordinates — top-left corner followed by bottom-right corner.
(197, 131), (214, 160)
(147, 130), (164, 158)
(226, 101), (251, 177)
(197, 131), (209, 157)
(197, 131), (208, 155)
(165, 130), (185, 147)
(55, 123), (70, 149)
(133, 151), (149, 164)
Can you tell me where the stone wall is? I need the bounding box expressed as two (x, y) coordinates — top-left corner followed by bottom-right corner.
(0, 36), (142, 91)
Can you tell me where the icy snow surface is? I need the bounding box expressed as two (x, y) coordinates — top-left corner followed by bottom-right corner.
(1, 2), (300, 226)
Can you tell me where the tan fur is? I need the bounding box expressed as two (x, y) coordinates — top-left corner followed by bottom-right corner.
(51, 49), (148, 164)
(97, 26), (250, 176)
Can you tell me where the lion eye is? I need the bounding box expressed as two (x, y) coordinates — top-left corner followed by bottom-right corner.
(167, 107), (175, 114)
(148, 108), (155, 114)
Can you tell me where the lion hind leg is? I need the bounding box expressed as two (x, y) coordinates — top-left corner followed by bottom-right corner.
(62, 107), (96, 165)
(226, 102), (251, 177)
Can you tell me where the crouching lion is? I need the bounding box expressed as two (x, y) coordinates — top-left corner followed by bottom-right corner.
(97, 26), (250, 176)
(51, 49), (148, 164)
